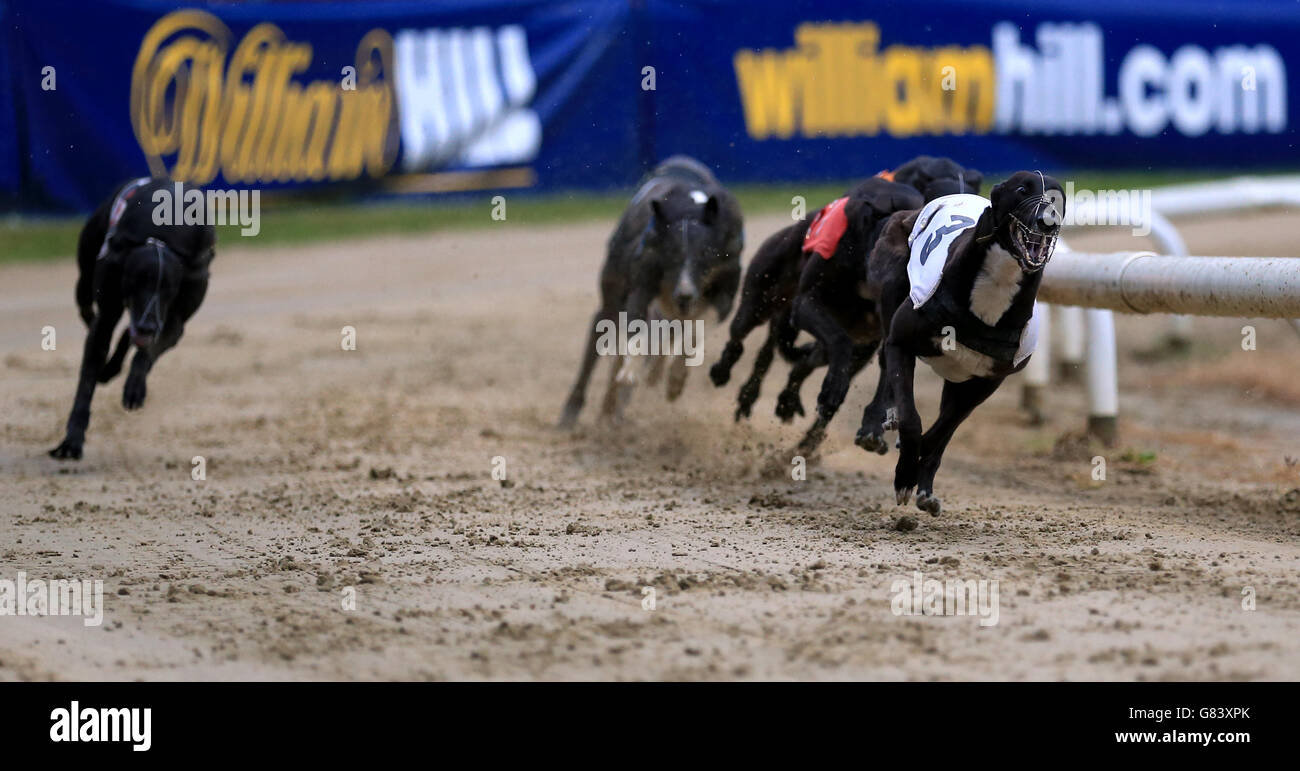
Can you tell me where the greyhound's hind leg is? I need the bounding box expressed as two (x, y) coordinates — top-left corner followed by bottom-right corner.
(884, 344), (922, 505)
(854, 348), (893, 454)
(600, 355), (636, 424)
(666, 354), (688, 401)
(560, 308), (613, 427)
(644, 353), (666, 386)
(734, 328), (777, 420)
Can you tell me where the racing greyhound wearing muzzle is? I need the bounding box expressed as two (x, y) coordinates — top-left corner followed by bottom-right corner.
(50, 177), (215, 461)
(854, 170), (1065, 517)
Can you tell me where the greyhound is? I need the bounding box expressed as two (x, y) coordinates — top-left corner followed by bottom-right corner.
(709, 157), (981, 424)
(49, 178), (216, 460)
(858, 170), (1064, 514)
(559, 156), (743, 427)
(785, 177), (925, 456)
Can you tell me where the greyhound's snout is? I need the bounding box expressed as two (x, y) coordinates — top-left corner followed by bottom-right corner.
(673, 271), (699, 314)
(131, 320), (158, 347)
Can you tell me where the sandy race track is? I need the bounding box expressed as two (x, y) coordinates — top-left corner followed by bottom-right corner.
(2, 206), (1299, 681)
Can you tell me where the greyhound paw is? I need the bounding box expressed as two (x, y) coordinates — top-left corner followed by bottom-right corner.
(894, 458), (919, 505)
(796, 433), (825, 458)
(708, 360), (731, 387)
(597, 410), (627, 428)
(614, 361), (638, 386)
(666, 374), (687, 402)
(49, 440), (83, 461)
(734, 400), (753, 422)
(774, 390), (805, 423)
(762, 448), (815, 477)
(916, 491), (942, 516)
(558, 398), (584, 429)
(123, 374), (147, 410)
(735, 390), (759, 418)
(854, 428), (889, 455)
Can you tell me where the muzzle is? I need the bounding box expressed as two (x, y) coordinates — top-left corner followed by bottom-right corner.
(1007, 198), (1060, 272)
(130, 238), (167, 347)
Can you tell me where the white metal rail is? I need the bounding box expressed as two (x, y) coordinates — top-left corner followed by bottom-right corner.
(1022, 173), (1300, 443)
(1042, 251), (1300, 317)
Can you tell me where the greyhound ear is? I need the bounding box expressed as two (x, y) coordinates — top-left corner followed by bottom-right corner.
(965, 169), (984, 193)
(650, 198), (668, 229)
(989, 181), (1005, 207)
(701, 195), (719, 225)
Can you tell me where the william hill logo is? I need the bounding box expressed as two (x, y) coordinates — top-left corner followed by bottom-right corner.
(131, 10), (398, 185)
(735, 21), (1286, 141)
(733, 22), (995, 139)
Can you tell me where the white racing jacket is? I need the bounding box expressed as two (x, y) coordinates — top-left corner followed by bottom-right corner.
(905, 193), (1040, 369)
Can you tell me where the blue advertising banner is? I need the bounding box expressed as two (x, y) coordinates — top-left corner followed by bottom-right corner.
(2, 0), (1298, 212)
(648, 0), (1298, 182)
(3, 0), (639, 211)
(0, 1), (20, 203)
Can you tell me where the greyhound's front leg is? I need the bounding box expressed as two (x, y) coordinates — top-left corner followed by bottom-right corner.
(644, 352), (667, 386)
(122, 350), (152, 411)
(666, 354), (689, 401)
(913, 376), (1002, 515)
(708, 282), (765, 389)
(50, 306), (122, 459)
(709, 326), (748, 388)
(122, 318), (185, 411)
(884, 343), (921, 504)
(775, 342), (824, 423)
(734, 327), (776, 420)
(854, 348), (893, 454)
(600, 289), (652, 422)
(791, 294), (855, 454)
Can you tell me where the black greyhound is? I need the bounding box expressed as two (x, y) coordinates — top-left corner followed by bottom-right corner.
(49, 177), (216, 460)
(709, 157), (980, 424)
(858, 171), (1064, 514)
(785, 177), (925, 456)
(890, 155), (983, 203)
(559, 156), (743, 427)
(706, 215), (812, 421)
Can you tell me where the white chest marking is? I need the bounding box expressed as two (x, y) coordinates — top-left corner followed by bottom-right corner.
(919, 339), (996, 383)
(969, 244), (1023, 326)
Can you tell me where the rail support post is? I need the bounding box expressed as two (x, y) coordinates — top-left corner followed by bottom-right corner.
(1021, 302), (1051, 424)
(1148, 212), (1194, 349)
(1084, 308), (1118, 445)
(1057, 305), (1086, 382)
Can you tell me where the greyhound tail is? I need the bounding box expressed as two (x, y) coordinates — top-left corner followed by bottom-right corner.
(97, 326), (133, 383)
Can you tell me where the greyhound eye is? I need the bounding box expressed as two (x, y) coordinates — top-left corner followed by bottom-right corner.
(1016, 186), (1027, 195)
